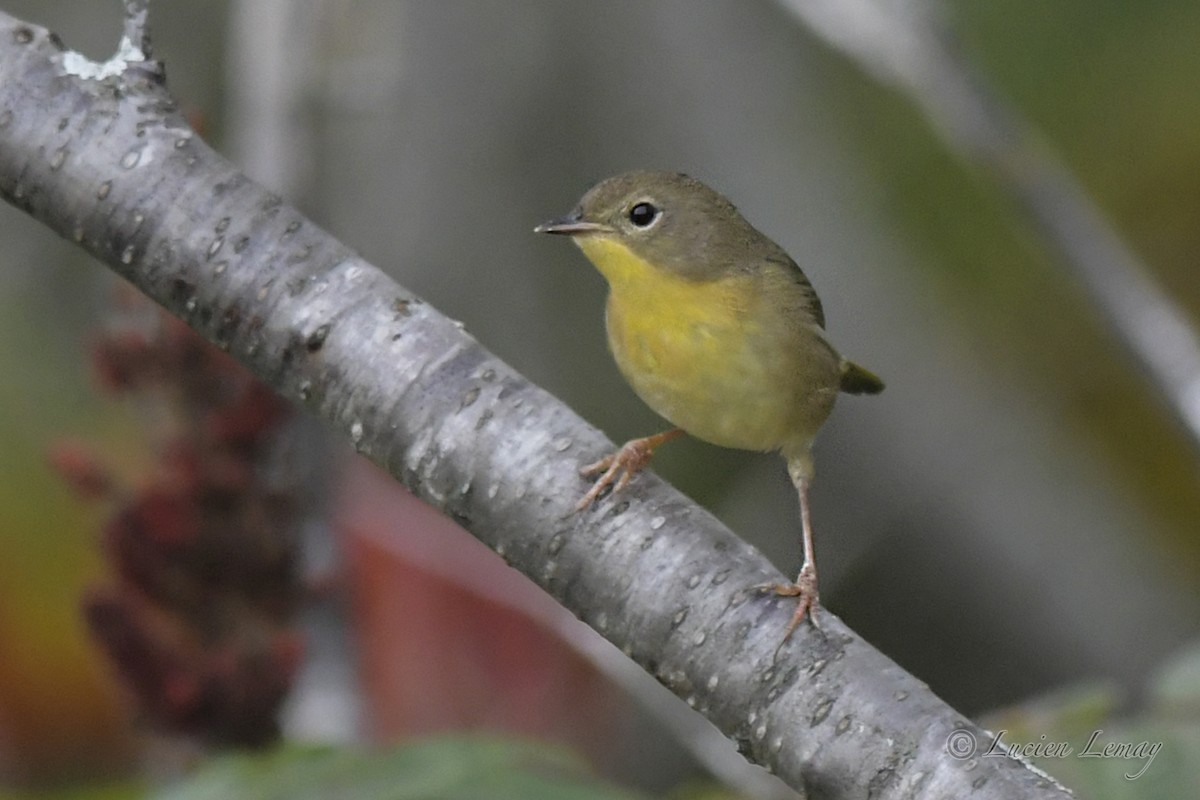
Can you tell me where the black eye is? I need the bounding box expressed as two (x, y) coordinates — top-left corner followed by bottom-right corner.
(628, 202), (659, 228)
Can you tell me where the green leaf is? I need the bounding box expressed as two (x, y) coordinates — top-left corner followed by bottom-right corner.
(152, 736), (647, 800)
(979, 639), (1200, 799)
(0, 781), (144, 800)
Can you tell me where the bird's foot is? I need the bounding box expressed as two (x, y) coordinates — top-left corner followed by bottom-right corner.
(757, 562), (821, 644)
(575, 436), (663, 511)
(576, 430), (685, 511)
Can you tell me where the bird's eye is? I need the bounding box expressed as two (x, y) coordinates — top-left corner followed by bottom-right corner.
(628, 202), (659, 228)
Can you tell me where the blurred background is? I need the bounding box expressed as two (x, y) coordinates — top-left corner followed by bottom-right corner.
(1, 1), (1198, 797)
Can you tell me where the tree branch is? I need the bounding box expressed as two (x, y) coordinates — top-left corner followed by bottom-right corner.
(0, 11), (1071, 799)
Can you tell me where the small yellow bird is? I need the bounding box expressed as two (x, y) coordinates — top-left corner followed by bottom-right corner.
(536, 171), (883, 638)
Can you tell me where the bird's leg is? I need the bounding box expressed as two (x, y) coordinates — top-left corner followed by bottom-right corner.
(576, 428), (685, 511)
(759, 458), (822, 642)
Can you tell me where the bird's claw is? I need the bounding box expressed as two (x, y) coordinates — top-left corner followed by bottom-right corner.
(757, 562), (821, 651)
(575, 438), (658, 511)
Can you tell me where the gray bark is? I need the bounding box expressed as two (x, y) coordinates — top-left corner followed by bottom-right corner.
(0, 11), (1072, 799)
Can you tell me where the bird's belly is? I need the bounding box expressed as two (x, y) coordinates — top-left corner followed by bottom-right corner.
(605, 291), (837, 453)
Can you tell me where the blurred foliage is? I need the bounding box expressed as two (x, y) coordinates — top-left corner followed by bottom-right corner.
(984, 638), (1200, 798)
(0, 737), (649, 800)
(0, 286), (139, 780)
(0, 783), (142, 800)
(822, 0), (1200, 565)
(66, 296), (304, 748)
(13, 637), (1200, 800)
(664, 784), (749, 800)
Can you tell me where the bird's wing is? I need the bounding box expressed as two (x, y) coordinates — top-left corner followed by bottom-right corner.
(763, 252), (825, 329)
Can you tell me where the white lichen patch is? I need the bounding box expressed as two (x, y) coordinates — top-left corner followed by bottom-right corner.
(61, 35), (145, 81)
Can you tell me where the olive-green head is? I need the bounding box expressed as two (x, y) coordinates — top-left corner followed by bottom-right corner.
(535, 171), (782, 281)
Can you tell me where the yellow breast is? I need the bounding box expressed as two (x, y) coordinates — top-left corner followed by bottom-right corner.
(575, 236), (838, 453)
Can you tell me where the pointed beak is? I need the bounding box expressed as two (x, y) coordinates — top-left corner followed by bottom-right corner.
(534, 214), (611, 236)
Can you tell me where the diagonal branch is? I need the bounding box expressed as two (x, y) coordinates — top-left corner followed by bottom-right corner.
(0, 11), (1072, 800)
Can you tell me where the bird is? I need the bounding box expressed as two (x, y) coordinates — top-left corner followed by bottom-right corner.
(535, 171), (883, 640)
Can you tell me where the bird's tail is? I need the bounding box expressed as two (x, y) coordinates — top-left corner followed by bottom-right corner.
(839, 360), (885, 395)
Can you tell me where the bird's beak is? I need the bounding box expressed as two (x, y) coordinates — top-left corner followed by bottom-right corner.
(534, 214), (611, 236)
